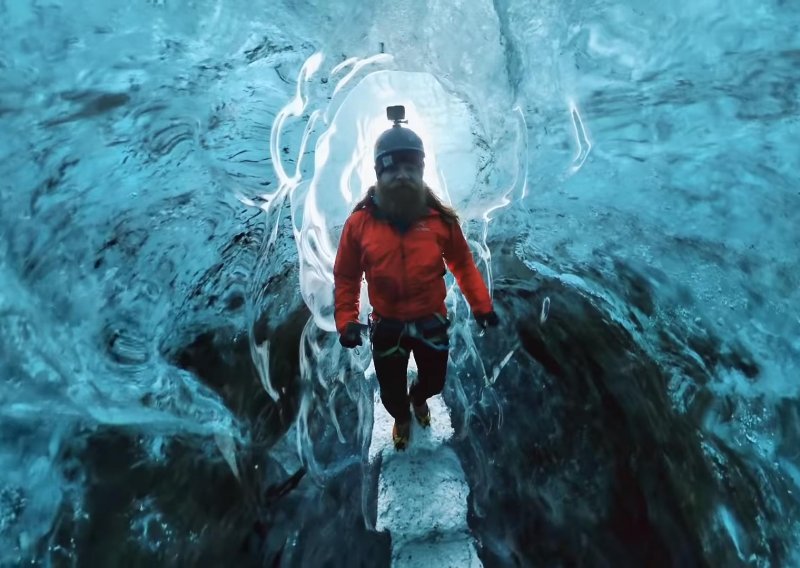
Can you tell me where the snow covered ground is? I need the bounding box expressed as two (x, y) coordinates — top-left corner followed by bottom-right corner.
(369, 365), (481, 568)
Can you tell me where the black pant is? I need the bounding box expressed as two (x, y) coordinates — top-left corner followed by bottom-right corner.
(370, 315), (450, 422)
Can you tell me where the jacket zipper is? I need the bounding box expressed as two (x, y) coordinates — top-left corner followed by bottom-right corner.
(400, 235), (407, 299)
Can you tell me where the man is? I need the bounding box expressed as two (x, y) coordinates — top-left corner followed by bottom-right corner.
(333, 106), (499, 450)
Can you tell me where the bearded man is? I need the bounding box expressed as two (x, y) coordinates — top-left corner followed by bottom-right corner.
(333, 106), (499, 450)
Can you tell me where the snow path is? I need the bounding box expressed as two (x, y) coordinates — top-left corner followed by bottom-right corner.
(368, 367), (482, 567)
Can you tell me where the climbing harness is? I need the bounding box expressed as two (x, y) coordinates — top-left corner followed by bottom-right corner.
(369, 313), (450, 358)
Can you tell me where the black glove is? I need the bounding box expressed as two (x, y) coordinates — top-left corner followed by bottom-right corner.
(339, 322), (363, 349)
(475, 311), (499, 330)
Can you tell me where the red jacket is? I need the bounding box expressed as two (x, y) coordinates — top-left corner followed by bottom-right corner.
(333, 204), (493, 334)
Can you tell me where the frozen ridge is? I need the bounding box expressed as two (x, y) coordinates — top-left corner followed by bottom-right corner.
(368, 368), (482, 568)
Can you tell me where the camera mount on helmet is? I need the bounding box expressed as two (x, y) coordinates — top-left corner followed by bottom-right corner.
(386, 105), (407, 127)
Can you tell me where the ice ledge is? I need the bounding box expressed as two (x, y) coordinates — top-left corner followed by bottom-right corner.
(369, 390), (482, 567)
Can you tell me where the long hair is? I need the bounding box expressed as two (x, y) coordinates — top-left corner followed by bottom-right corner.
(352, 184), (460, 224)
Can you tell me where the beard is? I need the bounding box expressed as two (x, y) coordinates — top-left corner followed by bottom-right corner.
(375, 180), (428, 225)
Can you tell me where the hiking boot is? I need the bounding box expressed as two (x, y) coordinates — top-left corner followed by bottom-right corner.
(392, 420), (411, 451)
(412, 401), (431, 428)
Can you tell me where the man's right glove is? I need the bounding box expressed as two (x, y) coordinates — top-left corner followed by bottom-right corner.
(475, 311), (500, 330)
(339, 322), (363, 349)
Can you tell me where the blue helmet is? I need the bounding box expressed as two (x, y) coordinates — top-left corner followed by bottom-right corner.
(374, 105), (425, 175)
(374, 125), (425, 164)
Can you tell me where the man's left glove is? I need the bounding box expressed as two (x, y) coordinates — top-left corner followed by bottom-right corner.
(339, 322), (363, 349)
(475, 311), (500, 329)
